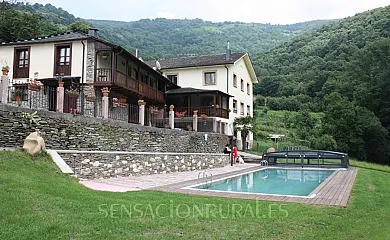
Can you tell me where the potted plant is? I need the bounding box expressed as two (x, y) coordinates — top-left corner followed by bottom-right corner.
(150, 105), (159, 114)
(56, 73), (64, 87)
(169, 105), (174, 111)
(2, 66), (9, 76)
(28, 79), (43, 91)
(66, 89), (79, 97)
(112, 98), (119, 108)
(102, 87), (110, 97)
(200, 114), (208, 120)
(100, 51), (110, 60)
(138, 99), (145, 105)
(175, 111), (186, 118)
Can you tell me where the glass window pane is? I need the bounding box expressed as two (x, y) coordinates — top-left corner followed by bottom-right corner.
(66, 56), (70, 63)
(66, 48), (70, 56)
(25, 51), (29, 59)
(60, 48), (65, 57)
(19, 60), (24, 66)
(19, 51), (24, 59)
(60, 56), (65, 63)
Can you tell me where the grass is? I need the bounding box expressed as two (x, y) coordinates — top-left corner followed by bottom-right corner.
(1, 151), (390, 239)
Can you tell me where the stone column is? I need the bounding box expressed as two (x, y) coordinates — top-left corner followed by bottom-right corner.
(212, 118), (217, 132)
(102, 92), (109, 119)
(193, 110), (198, 132)
(56, 84), (64, 113)
(169, 107), (174, 129)
(138, 101), (146, 125)
(0, 76), (9, 104)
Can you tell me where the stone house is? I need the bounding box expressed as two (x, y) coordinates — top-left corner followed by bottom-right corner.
(0, 28), (177, 118)
(148, 44), (258, 148)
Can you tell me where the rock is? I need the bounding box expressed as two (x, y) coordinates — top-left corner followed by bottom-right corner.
(107, 164), (112, 168)
(122, 160), (128, 164)
(23, 132), (46, 156)
(93, 161), (100, 167)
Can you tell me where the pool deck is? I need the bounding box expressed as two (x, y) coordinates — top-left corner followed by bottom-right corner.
(81, 164), (357, 207)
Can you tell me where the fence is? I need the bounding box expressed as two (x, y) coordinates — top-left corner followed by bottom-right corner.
(4, 82), (222, 134)
(8, 85), (57, 111)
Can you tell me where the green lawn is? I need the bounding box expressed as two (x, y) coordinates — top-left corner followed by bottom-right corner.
(1, 151), (389, 239)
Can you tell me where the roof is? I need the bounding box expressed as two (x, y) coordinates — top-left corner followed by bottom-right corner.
(166, 87), (233, 97)
(0, 32), (93, 46)
(147, 52), (246, 69)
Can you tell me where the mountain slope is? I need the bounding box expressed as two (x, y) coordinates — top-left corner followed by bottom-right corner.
(86, 18), (334, 60)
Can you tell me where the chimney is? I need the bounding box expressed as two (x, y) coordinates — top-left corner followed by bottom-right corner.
(88, 28), (99, 38)
(135, 49), (139, 58)
(226, 41), (231, 60)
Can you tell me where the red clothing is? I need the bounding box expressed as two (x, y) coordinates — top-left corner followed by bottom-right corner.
(233, 146), (238, 158)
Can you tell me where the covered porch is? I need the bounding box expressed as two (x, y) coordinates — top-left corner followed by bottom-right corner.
(166, 88), (231, 119)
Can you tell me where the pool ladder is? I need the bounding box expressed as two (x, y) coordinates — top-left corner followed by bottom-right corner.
(198, 170), (213, 188)
(260, 160), (269, 168)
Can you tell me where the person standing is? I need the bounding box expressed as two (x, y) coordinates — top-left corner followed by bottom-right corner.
(233, 145), (238, 164)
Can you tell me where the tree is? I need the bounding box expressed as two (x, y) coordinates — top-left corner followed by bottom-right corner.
(233, 116), (253, 151)
(68, 21), (90, 33)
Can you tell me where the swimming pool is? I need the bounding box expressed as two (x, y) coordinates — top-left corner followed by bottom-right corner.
(187, 168), (335, 197)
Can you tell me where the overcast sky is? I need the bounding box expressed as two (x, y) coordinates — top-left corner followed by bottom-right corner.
(28, 0), (390, 24)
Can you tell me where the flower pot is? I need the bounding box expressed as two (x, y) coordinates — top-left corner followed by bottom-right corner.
(169, 108), (174, 111)
(15, 96), (22, 102)
(58, 82), (64, 87)
(2, 70), (8, 76)
(102, 92), (109, 97)
(28, 85), (40, 92)
(113, 102), (119, 108)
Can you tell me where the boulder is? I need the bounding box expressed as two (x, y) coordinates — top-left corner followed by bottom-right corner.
(23, 132), (46, 156)
(266, 147), (276, 153)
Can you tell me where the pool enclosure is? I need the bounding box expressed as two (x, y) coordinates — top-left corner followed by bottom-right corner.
(262, 150), (349, 168)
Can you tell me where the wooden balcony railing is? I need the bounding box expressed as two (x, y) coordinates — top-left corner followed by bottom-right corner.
(175, 106), (229, 119)
(96, 68), (112, 82)
(95, 69), (164, 103)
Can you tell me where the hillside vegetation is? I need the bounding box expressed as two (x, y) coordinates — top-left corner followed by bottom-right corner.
(254, 6), (390, 164)
(86, 18), (333, 60)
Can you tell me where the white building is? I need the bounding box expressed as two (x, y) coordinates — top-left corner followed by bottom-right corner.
(151, 47), (258, 148)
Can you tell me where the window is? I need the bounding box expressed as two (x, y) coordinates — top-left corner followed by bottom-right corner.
(13, 48), (30, 78)
(233, 74), (237, 87)
(247, 105), (250, 116)
(241, 79), (244, 92)
(233, 100), (237, 113)
(59, 46), (71, 66)
(247, 83), (250, 95)
(55, 44), (71, 76)
(133, 68), (139, 80)
(127, 65), (132, 77)
(240, 103), (244, 115)
(204, 71), (216, 85)
(167, 74), (178, 85)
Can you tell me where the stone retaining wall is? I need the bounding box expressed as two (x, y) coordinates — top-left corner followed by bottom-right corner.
(0, 104), (229, 153)
(60, 152), (230, 179)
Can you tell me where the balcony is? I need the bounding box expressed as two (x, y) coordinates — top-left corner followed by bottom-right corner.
(95, 68), (164, 103)
(175, 106), (229, 119)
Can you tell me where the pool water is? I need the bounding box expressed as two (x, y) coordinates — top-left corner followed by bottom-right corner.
(191, 169), (335, 197)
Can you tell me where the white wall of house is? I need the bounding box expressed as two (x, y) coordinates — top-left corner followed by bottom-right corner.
(0, 41), (88, 83)
(162, 55), (256, 149)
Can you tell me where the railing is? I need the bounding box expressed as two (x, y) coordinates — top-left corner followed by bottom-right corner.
(175, 106), (229, 119)
(8, 85), (57, 111)
(109, 101), (129, 122)
(96, 68), (112, 82)
(100, 69), (164, 103)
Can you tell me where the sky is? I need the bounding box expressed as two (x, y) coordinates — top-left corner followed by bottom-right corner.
(27, 0), (390, 24)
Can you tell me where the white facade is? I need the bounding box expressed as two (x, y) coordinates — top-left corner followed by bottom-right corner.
(161, 53), (258, 148)
(0, 41), (87, 83)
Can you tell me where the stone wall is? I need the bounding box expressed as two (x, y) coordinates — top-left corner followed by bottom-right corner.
(60, 151), (230, 179)
(0, 104), (229, 153)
